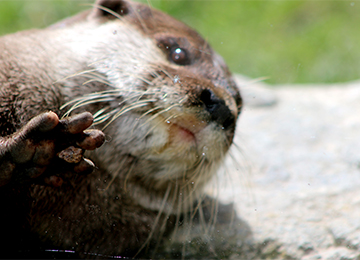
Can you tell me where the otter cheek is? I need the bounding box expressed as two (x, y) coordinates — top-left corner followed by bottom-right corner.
(196, 124), (229, 160)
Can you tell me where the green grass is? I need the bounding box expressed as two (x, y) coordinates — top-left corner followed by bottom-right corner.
(1, 0), (360, 85)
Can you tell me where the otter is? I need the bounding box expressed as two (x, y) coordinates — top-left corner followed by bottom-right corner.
(0, 0), (242, 258)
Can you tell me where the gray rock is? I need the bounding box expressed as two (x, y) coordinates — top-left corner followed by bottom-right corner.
(210, 77), (360, 259)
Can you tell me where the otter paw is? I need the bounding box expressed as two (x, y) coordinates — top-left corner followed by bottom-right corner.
(0, 111), (105, 187)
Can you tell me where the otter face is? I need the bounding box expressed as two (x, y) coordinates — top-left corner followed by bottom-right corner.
(64, 0), (242, 192)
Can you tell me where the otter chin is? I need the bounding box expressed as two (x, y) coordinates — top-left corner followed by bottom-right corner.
(0, 0), (242, 257)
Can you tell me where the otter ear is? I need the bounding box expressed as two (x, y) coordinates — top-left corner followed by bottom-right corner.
(90, 0), (130, 18)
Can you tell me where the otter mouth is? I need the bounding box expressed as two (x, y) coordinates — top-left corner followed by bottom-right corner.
(170, 122), (196, 143)
(166, 115), (208, 145)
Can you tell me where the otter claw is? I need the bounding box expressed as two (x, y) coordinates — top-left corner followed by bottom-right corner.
(58, 146), (84, 164)
(77, 129), (105, 150)
(0, 111), (105, 187)
(74, 158), (96, 174)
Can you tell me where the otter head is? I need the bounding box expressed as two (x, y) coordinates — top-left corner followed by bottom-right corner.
(64, 0), (242, 210)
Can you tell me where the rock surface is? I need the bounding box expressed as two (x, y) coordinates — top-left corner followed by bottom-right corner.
(211, 76), (360, 259)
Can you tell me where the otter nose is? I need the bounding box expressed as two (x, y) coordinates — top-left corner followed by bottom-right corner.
(199, 89), (235, 129)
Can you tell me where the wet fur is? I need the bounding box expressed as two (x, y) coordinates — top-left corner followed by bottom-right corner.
(0, 0), (242, 257)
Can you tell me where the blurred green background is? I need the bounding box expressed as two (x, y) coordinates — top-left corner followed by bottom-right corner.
(0, 0), (359, 85)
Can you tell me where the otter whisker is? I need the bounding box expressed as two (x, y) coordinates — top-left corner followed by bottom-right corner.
(136, 75), (154, 86)
(128, 105), (164, 134)
(63, 89), (157, 121)
(162, 114), (177, 124)
(221, 162), (237, 228)
(92, 107), (111, 118)
(70, 96), (117, 108)
(92, 4), (125, 22)
(78, 88), (153, 96)
(151, 183), (179, 256)
(80, 70), (109, 81)
(77, 62), (157, 91)
(132, 88), (159, 103)
(176, 157), (205, 209)
(128, 105), (167, 135)
(202, 195), (215, 237)
(130, 3), (150, 36)
(61, 97), (119, 118)
(102, 164), (121, 192)
(180, 185), (195, 259)
(228, 143), (251, 185)
(185, 156), (206, 188)
(182, 175), (206, 210)
(149, 65), (174, 82)
(112, 66), (156, 87)
(149, 69), (161, 79)
(61, 90), (122, 109)
(171, 181), (182, 241)
(190, 194), (204, 220)
(208, 179), (219, 233)
(142, 103), (181, 127)
(87, 58), (111, 68)
(227, 145), (256, 208)
(231, 141), (249, 167)
(138, 105), (163, 120)
(102, 100), (156, 130)
(141, 112), (182, 144)
(93, 108), (121, 125)
(134, 184), (171, 258)
(123, 158), (137, 193)
(54, 68), (99, 84)
(161, 69), (175, 82)
(241, 76), (270, 86)
(82, 78), (110, 86)
(189, 193), (218, 257)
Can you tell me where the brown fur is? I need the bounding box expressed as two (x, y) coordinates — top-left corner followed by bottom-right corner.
(0, 0), (242, 258)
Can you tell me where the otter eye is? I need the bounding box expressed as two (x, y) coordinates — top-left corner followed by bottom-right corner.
(170, 47), (190, 65)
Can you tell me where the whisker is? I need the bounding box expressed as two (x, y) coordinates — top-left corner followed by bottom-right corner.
(102, 100), (155, 130)
(87, 58), (110, 68)
(61, 97), (118, 118)
(138, 105), (163, 120)
(137, 76), (154, 86)
(54, 68), (99, 84)
(180, 185), (195, 259)
(123, 159), (136, 193)
(92, 3), (125, 21)
(185, 157), (206, 190)
(102, 166), (121, 192)
(134, 184), (171, 258)
(171, 180), (182, 242)
(93, 108), (121, 125)
(60, 90), (122, 109)
(162, 114), (177, 124)
(129, 105), (163, 135)
(82, 78), (110, 86)
(221, 159), (237, 229)
(152, 183), (178, 256)
(139, 105), (181, 141)
(158, 67), (174, 82)
(142, 103), (181, 127)
(209, 183), (219, 234)
(129, 1), (150, 34)
(197, 197), (207, 234)
(79, 70), (109, 82)
(92, 107), (111, 118)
